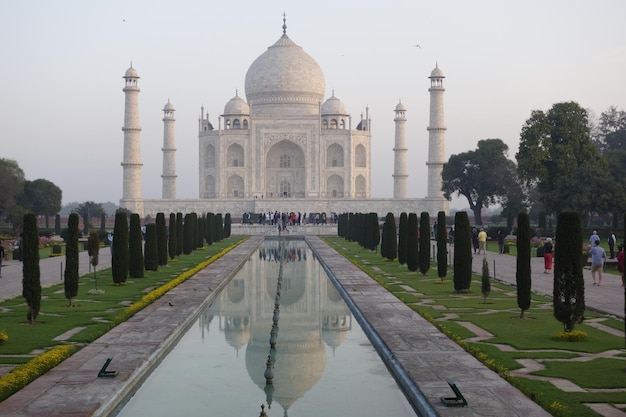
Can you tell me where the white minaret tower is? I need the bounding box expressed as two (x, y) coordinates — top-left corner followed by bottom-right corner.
(426, 64), (446, 199)
(392, 100), (408, 198)
(120, 64), (144, 216)
(161, 99), (177, 199)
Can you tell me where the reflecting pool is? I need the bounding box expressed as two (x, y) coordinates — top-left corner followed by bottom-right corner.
(113, 239), (416, 416)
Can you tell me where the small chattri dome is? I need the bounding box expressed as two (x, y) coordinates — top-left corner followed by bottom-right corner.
(429, 64), (444, 78)
(124, 66), (138, 78)
(163, 100), (175, 111)
(321, 94), (347, 115)
(223, 93), (250, 115)
(395, 101), (407, 112)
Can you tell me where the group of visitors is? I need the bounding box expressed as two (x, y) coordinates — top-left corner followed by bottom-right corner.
(471, 228), (488, 255)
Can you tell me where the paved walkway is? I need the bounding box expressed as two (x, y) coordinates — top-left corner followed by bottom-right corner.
(0, 238), (624, 416)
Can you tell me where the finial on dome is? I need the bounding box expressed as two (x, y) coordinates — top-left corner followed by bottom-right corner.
(332, 88), (335, 97)
(235, 88), (238, 97)
(282, 12), (287, 35)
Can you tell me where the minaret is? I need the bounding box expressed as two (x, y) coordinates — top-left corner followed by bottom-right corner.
(120, 64), (144, 215)
(392, 100), (408, 198)
(161, 99), (177, 199)
(426, 64), (446, 199)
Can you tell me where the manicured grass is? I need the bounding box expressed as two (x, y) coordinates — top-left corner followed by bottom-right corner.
(323, 237), (626, 417)
(0, 238), (242, 358)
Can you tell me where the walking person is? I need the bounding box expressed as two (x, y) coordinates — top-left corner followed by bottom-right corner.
(608, 231), (616, 259)
(472, 228), (479, 254)
(589, 240), (606, 286)
(543, 238), (553, 274)
(617, 245), (624, 287)
(497, 230), (505, 254)
(478, 228), (487, 255)
(0, 240), (4, 278)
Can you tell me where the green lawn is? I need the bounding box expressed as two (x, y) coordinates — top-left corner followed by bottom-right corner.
(323, 237), (626, 417)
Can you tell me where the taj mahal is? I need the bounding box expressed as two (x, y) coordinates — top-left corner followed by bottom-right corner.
(119, 18), (448, 219)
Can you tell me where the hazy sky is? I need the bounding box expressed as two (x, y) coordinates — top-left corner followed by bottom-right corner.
(2, 1), (625, 209)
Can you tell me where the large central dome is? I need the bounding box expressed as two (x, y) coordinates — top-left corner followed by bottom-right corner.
(244, 32), (325, 115)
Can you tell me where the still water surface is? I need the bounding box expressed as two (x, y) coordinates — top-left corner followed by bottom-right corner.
(114, 240), (416, 416)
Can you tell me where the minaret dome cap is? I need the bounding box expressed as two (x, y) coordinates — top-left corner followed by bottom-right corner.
(429, 65), (444, 79)
(124, 66), (139, 78)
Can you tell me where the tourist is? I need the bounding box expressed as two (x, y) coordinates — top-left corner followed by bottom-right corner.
(543, 238), (553, 274)
(608, 231), (616, 259)
(497, 230), (505, 254)
(617, 245), (624, 287)
(478, 228), (487, 255)
(589, 240), (606, 286)
(589, 230), (600, 246)
(472, 228), (479, 254)
(0, 240), (4, 278)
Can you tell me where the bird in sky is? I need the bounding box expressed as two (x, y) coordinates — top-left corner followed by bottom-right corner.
(414, 44), (421, 48)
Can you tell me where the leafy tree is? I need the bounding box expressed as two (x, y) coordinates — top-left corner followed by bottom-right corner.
(22, 213), (41, 324)
(21, 179), (62, 229)
(128, 214), (144, 278)
(0, 158), (25, 222)
(516, 212), (531, 318)
(168, 213), (177, 260)
(156, 213), (167, 266)
(74, 201), (105, 235)
(407, 213), (418, 272)
(144, 223), (158, 271)
(442, 139), (519, 225)
(398, 213), (408, 266)
(453, 212), (472, 292)
(516, 102), (609, 218)
(481, 257), (491, 304)
(64, 213), (79, 306)
(418, 212), (430, 275)
(553, 212), (585, 332)
(224, 213), (232, 238)
(436, 211), (447, 280)
(112, 211), (129, 284)
(87, 230), (101, 292)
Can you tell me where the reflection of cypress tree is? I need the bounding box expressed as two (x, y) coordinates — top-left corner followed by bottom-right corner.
(144, 223), (158, 271)
(398, 213), (408, 266)
(407, 213), (418, 272)
(554, 212), (585, 332)
(64, 213), (79, 306)
(156, 213), (168, 266)
(436, 211), (447, 280)
(112, 211), (129, 284)
(418, 212), (430, 275)
(23, 213), (41, 324)
(176, 212), (183, 256)
(453, 212), (472, 292)
(129, 213), (144, 278)
(168, 213), (177, 260)
(516, 212), (531, 318)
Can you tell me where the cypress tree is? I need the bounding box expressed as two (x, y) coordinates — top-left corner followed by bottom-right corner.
(176, 212), (183, 255)
(407, 213), (418, 272)
(22, 213), (41, 324)
(112, 211), (129, 284)
(128, 213), (144, 278)
(197, 215), (205, 248)
(55, 214), (61, 235)
(168, 213), (177, 260)
(216, 213), (224, 242)
(436, 211), (447, 280)
(224, 213), (232, 238)
(516, 212), (532, 318)
(206, 212), (214, 246)
(183, 213), (193, 255)
(481, 257), (491, 303)
(87, 230), (101, 291)
(64, 213), (79, 306)
(554, 212), (585, 332)
(156, 212), (168, 266)
(418, 212), (431, 275)
(624, 213), (626, 348)
(398, 212), (408, 266)
(144, 223), (158, 271)
(368, 212), (380, 252)
(453, 211), (472, 292)
(382, 212), (397, 261)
